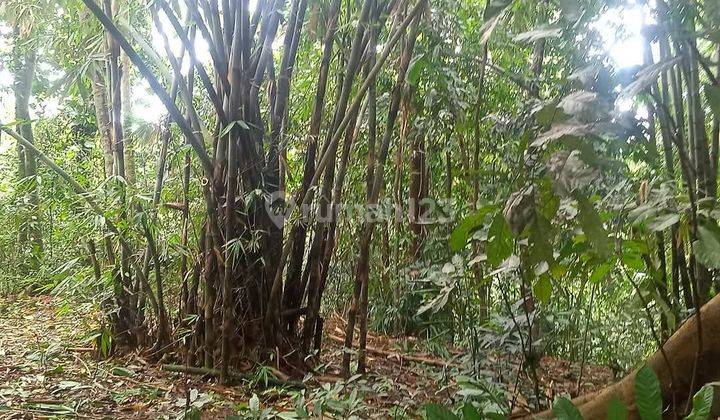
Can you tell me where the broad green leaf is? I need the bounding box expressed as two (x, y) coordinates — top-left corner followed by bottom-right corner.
(553, 396), (583, 420)
(480, 0), (511, 43)
(461, 402), (481, 420)
(704, 83), (720, 118)
(538, 178), (560, 220)
(533, 274), (552, 304)
(487, 213), (513, 266)
(407, 54), (427, 86)
(622, 250), (645, 271)
(694, 220), (720, 269)
(185, 408), (202, 420)
(528, 213), (554, 266)
(590, 262), (613, 283)
(635, 365), (661, 420)
(449, 205), (494, 251)
(576, 194), (610, 260)
(607, 397), (628, 420)
(425, 403), (460, 420)
(684, 385), (714, 420)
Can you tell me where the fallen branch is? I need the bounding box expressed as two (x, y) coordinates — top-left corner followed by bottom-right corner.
(327, 334), (458, 368)
(160, 364), (306, 389)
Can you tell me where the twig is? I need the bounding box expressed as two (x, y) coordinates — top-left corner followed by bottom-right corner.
(576, 283), (596, 395)
(326, 334), (459, 368)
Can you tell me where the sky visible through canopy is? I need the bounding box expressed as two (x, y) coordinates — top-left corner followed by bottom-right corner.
(0, 0), (650, 136)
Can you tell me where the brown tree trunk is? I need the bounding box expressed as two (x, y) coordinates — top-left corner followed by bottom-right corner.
(357, 12), (379, 373)
(521, 292), (720, 419)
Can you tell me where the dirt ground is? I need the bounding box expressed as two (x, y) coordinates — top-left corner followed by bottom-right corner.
(0, 295), (613, 418)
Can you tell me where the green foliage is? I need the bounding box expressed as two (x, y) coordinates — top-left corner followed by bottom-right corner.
(1, 0), (719, 417)
(552, 396), (583, 420)
(425, 403), (460, 420)
(634, 365), (661, 420)
(486, 212), (513, 267)
(542, 379), (715, 420)
(449, 205), (495, 252)
(684, 386), (714, 420)
(704, 84), (720, 118)
(694, 220), (720, 269)
(607, 397), (628, 420)
(461, 403), (482, 420)
(576, 194), (610, 260)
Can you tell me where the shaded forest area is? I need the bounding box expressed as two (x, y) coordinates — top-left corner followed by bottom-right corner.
(0, 0), (719, 417)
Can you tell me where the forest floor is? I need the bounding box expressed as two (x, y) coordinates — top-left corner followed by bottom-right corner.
(0, 295), (614, 419)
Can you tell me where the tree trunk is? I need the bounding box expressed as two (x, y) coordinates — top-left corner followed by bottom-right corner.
(281, 0), (342, 335)
(521, 292), (720, 419)
(342, 6), (424, 375)
(13, 40), (42, 261)
(90, 69), (114, 178)
(409, 129), (426, 261)
(121, 51), (135, 185)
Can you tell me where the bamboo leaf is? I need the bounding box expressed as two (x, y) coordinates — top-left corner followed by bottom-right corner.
(533, 274), (552, 304)
(514, 25), (562, 43)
